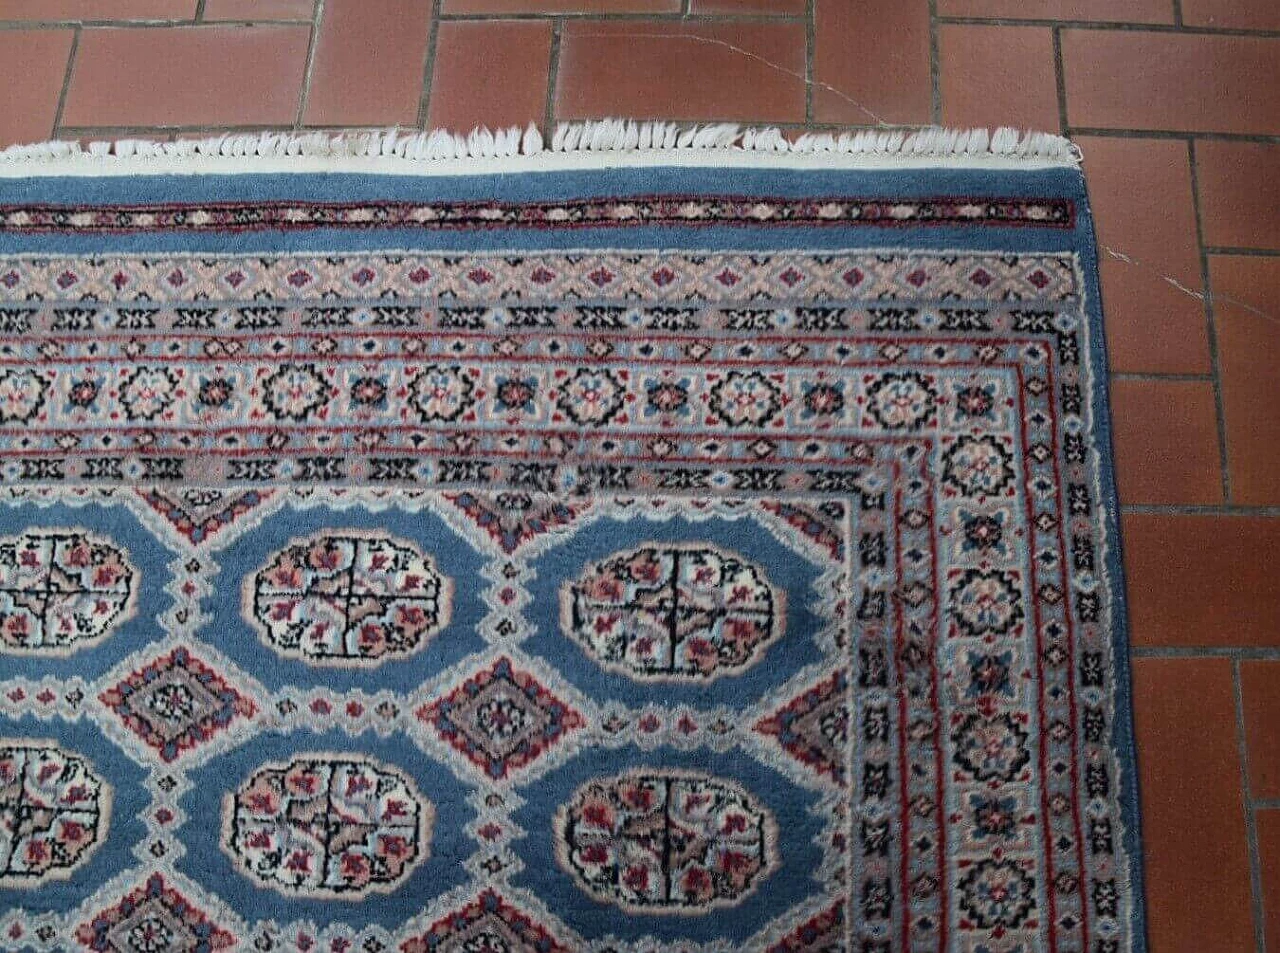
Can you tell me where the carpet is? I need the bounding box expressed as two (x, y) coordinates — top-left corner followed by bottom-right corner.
(0, 126), (1145, 953)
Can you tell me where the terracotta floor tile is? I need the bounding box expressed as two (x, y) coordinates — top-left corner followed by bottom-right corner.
(1110, 379), (1222, 505)
(937, 0), (1172, 22)
(1183, 0), (1280, 31)
(690, 0), (805, 11)
(1212, 255), (1280, 506)
(62, 26), (309, 127)
(442, 0), (678, 12)
(1123, 513), (1280, 647)
(1260, 811), (1280, 953)
(813, 0), (931, 125)
(555, 21), (806, 123)
(1063, 31), (1280, 135)
(1079, 137), (1210, 374)
(0, 29), (73, 147)
(427, 20), (551, 133)
(939, 25), (1060, 132)
(1132, 658), (1255, 953)
(1241, 662), (1280, 800)
(1197, 141), (1280, 252)
(0, 0), (194, 19)
(304, 0), (432, 127)
(200, 0), (314, 19)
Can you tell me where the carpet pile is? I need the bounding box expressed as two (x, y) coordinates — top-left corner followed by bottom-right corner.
(0, 131), (1144, 953)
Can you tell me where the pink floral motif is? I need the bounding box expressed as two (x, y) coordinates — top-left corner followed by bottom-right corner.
(0, 531), (135, 654)
(562, 544), (782, 681)
(246, 532), (452, 665)
(555, 770), (777, 913)
(223, 754), (431, 899)
(0, 742), (109, 885)
(0, 369), (48, 424)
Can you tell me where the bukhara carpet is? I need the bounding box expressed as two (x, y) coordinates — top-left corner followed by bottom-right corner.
(0, 126), (1145, 953)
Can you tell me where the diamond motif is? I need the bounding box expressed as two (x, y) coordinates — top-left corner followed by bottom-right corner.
(98, 647), (257, 763)
(443, 491), (588, 555)
(765, 902), (845, 952)
(139, 488), (274, 546)
(76, 872), (237, 951)
(417, 657), (584, 780)
(401, 890), (571, 953)
(754, 669), (849, 784)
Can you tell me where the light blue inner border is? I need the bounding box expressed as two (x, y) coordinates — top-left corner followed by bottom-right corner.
(5, 166), (1079, 256)
(0, 163), (1148, 951)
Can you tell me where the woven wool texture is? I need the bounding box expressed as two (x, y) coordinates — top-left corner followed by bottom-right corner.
(0, 142), (1145, 953)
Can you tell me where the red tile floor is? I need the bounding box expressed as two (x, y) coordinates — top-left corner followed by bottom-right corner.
(1, 2), (1278, 949)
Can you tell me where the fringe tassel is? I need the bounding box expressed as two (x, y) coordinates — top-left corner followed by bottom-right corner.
(0, 121), (1081, 167)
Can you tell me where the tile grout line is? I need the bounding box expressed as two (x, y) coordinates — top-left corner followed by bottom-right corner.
(927, 0), (941, 124)
(293, 0), (327, 131)
(1207, 247), (1280, 258)
(49, 26), (81, 140)
(434, 11), (808, 22)
(804, 0), (815, 124)
(1121, 503), (1280, 515)
(1136, 647), (1280, 659)
(1187, 137), (1235, 505)
(1072, 128), (1280, 144)
(1111, 371), (1214, 382)
(415, 0), (445, 131)
(1171, 0), (1185, 28)
(544, 19), (563, 140)
(193, 0), (208, 23)
(1232, 657), (1269, 953)
(1051, 25), (1068, 134)
(0, 18), (320, 30)
(58, 124), (299, 136)
(935, 15), (1280, 38)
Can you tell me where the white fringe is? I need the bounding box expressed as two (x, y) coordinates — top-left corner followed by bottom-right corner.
(0, 121), (1082, 176)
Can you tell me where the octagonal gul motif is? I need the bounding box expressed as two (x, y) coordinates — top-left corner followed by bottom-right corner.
(222, 754), (432, 900)
(0, 741), (110, 887)
(0, 530), (136, 655)
(245, 531), (453, 666)
(98, 646), (257, 764)
(554, 769), (777, 914)
(75, 873), (237, 952)
(560, 544), (782, 681)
